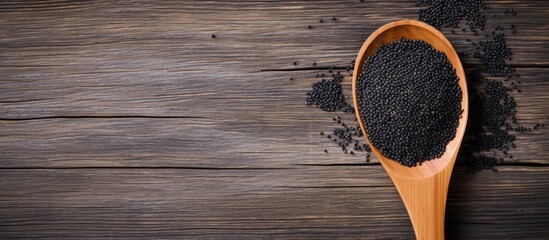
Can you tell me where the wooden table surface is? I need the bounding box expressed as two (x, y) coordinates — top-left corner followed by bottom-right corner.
(1, 1), (548, 239)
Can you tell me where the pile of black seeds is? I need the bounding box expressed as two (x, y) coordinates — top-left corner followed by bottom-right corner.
(417, 0), (486, 30)
(299, 1), (543, 171)
(463, 69), (520, 172)
(415, 0), (544, 172)
(304, 60), (374, 159)
(473, 32), (513, 78)
(356, 38), (462, 167)
(306, 70), (354, 112)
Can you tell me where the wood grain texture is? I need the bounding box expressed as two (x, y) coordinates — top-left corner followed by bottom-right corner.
(0, 0), (548, 119)
(0, 0), (548, 239)
(0, 112), (546, 168)
(0, 166), (547, 239)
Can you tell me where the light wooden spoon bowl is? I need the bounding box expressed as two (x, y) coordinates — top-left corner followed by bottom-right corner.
(352, 20), (468, 240)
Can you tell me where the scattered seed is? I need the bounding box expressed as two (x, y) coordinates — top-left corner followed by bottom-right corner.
(418, 0), (485, 30)
(306, 74), (353, 112)
(473, 32), (513, 78)
(306, 1), (527, 171)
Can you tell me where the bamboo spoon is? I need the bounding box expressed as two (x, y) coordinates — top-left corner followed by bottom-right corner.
(352, 20), (468, 240)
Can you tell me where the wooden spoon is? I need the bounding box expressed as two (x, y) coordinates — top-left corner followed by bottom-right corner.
(352, 20), (468, 240)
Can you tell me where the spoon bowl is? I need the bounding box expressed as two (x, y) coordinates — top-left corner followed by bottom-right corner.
(352, 20), (468, 240)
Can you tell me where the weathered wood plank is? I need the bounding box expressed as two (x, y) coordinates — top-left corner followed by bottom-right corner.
(0, 107), (546, 168)
(0, 1), (547, 239)
(0, 68), (546, 168)
(1, 66), (546, 167)
(0, 166), (546, 239)
(0, 0), (548, 119)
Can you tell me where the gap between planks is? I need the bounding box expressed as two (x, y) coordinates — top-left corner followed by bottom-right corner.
(0, 161), (547, 170)
(259, 63), (549, 72)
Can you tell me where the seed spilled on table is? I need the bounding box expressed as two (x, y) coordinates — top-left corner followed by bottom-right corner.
(297, 0), (542, 171)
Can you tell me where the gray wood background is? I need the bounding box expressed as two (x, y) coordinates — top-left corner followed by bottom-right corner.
(0, 0), (547, 239)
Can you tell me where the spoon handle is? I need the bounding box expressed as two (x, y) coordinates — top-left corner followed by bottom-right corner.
(389, 170), (453, 240)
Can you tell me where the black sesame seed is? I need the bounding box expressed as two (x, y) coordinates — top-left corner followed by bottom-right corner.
(474, 32), (513, 78)
(211, 34), (216, 38)
(357, 38), (462, 167)
(418, 0), (485, 30)
(305, 0), (524, 172)
(306, 76), (353, 112)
